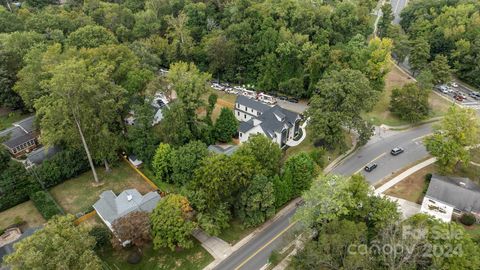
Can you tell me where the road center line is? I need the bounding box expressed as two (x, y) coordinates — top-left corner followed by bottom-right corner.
(234, 221), (298, 270)
(412, 133), (432, 142)
(354, 152), (387, 174)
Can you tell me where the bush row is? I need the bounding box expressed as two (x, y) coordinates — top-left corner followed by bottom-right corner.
(30, 190), (63, 220)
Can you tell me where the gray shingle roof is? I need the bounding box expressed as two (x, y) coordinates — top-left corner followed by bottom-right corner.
(93, 189), (161, 227)
(0, 116), (37, 150)
(236, 95), (271, 113)
(239, 120), (255, 133)
(208, 145), (239, 156)
(426, 174), (480, 212)
(257, 105), (300, 134)
(26, 146), (61, 165)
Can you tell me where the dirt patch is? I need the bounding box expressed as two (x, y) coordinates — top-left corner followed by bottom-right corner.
(385, 164), (437, 204)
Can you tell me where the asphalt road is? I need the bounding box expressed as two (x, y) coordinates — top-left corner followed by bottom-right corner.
(390, 0), (409, 24)
(332, 123), (432, 184)
(213, 209), (297, 270)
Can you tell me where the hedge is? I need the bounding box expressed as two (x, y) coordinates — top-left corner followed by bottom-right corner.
(460, 213), (476, 226)
(30, 149), (90, 188)
(30, 191), (63, 220)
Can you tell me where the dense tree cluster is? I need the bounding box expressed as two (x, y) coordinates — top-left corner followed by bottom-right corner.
(292, 174), (480, 269)
(395, 0), (480, 87)
(390, 83), (430, 123)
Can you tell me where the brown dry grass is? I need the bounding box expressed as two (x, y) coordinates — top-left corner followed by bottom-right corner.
(0, 201), (45, 230)
(385, 164), (438, 204)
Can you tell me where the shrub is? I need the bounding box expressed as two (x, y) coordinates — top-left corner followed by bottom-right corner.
(89, 226), (111, 250)
(13, 216), (24, 226)
(127, 251), (142, 264)
(422, 173), (433, 195)
(309, 147), (327, 168)
(460, 213), (476, 226)
(269, 250), (281, 265)
(425, 173), (433, 182)
(30, 191), (62, 220)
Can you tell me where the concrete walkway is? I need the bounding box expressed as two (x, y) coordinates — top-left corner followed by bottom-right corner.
(385, 195), (422, 220)
(193, 229), (232, 260)
(285, 121), (308, 147)
(374, 157), (437, 195)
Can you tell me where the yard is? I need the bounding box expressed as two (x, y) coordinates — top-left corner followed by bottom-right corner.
(50, 162), (155, 215)
(363, 65), (452, 126)
(99, 241), (213, 270)
(283, 127), (353, 165)
(0, 109), (32, 130)
(385, 164), (438, 204)
(0, 201), (45, 230)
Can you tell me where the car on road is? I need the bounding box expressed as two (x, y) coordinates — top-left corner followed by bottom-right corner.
(436, 85), (450, 94)
(454, 94), (465, 102)
(278, 96), (288, 101)
(390, 147), (404, 156)
(364, 163), (377, 172)
(469, 92), (480, 100)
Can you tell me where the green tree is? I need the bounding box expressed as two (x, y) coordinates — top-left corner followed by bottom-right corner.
(4, 215), (102, 270)
(25, 0), (57, 8)
(152, 143), (172, 183)
(409, 38), (430, 75)
(378, 4), (394, 38)
(425, 106), (479, 172)
(66, 25), (117, 48)
(390, 83), (430, 123)
(166, 12), (194, 61)
(0, 6), (24, 33)
(273, 174), (292, 208)
(214, 107), (238, 143)
(307, 69), (376, 148)
(236, 175), (276, 228)
(206, 93), (217, 125)
(234, 134), (282, 177)
(151, 194), (197, 250)
(202, 31), (236, 81)
(283, 153), (316, 197)
(430, 54), (451, 84)
(157, 103), (193, 146)
(417, 69), (434, 90)
(127, 101), (159, 164)
(169, 141), (208, 186)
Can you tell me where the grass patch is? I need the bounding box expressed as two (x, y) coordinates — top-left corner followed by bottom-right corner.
(215, 91), (237, 105)
(385, 164), (438, 204)
(218, 219), (255, 245)
(139, 166), (177, 193)
(0, 110), (32, 130)
(99, 241), (213, 270)
(0, 201), (45, 230)
(461, 223), (480, 240)
(363, 65), (452, 126)
(50, 162), (155, 215)
(283, 127), (353, 163)
(454, 163), (480, 183)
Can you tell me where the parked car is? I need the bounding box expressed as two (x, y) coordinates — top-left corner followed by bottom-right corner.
(364, 163), (378, 172)
(469, 92), (480, 100)
(451, 82), (459, 88)
(454, 94), (465, 102)
(436, 85), (449, 94)
(288, 97), (299, 103)
(390, 147), (404, 156)
(278, 96), (288, 101)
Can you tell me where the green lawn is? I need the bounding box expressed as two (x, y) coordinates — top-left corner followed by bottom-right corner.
(215, 91), (237, 105)
(218, 219), (255, 245)
(0, 110), (32, 130)
(363, 65), (452, 126)
(462, 223), (480, 240)
(99, 241), (213, 270)
(50, 163), (155, 215)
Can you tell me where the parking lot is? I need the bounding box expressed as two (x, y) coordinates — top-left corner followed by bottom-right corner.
(435, 81), (480, 111)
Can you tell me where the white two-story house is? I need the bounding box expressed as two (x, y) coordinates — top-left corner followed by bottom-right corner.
(234, 95), (301, 148)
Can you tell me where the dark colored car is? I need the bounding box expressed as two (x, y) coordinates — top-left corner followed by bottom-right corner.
(364, 163), (377, 172)
(390, 147), (404, 156)
(278, 96), (288, 101)
(288, 97), (299, 103)
(454, 95), (464, 102)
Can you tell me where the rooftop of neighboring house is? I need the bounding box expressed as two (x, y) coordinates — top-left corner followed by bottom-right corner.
(25, 146), (61, 166)
(207, 144), (239, 156)
(425, 174), (480, 213)
(236, 96), (300, 138)
(0, 227), (41, 265)
(93, 189), (161, 227)
(0, 116), (37, 150)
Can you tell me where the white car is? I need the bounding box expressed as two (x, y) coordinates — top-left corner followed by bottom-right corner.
(451, 82), (459, 88)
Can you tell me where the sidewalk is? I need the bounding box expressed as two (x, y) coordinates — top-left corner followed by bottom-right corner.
(193, 229), (232, 260)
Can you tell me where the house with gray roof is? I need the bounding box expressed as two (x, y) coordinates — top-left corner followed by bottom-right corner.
(23, 146), (61, 169)
(234, 96), (301, 147)
(420, 174), (480, 222)
(93, 189), (161, 230)
(0, 116), (39, 158)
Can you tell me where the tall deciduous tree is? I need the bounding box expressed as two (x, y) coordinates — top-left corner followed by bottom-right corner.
(127, 101), (159, 164)
(214, 107), (238, 143)
(283, 153), (316, 197)
(234, 134), (282, 177)
(409, 38), (430, 75)
(425, 106), (479, 172)
(390, 83), (430, 123)
(236, 175), (276, 228)
(111, 211), (151, 249)
(378, 3), (394, 38)
(4, 215), (102, 270)
(157, 103), (193, 146)
(67, 25), (117, 49)
(429, 54), (451, 84)
(152, 143), (173, 183)
(150, 194), (196, 251)
(169, 140), (208, 186)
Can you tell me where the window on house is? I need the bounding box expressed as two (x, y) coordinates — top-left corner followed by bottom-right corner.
(244, 115), (246, 119)
(239, 133), (242, 137)
(238, 111), (240, 116)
